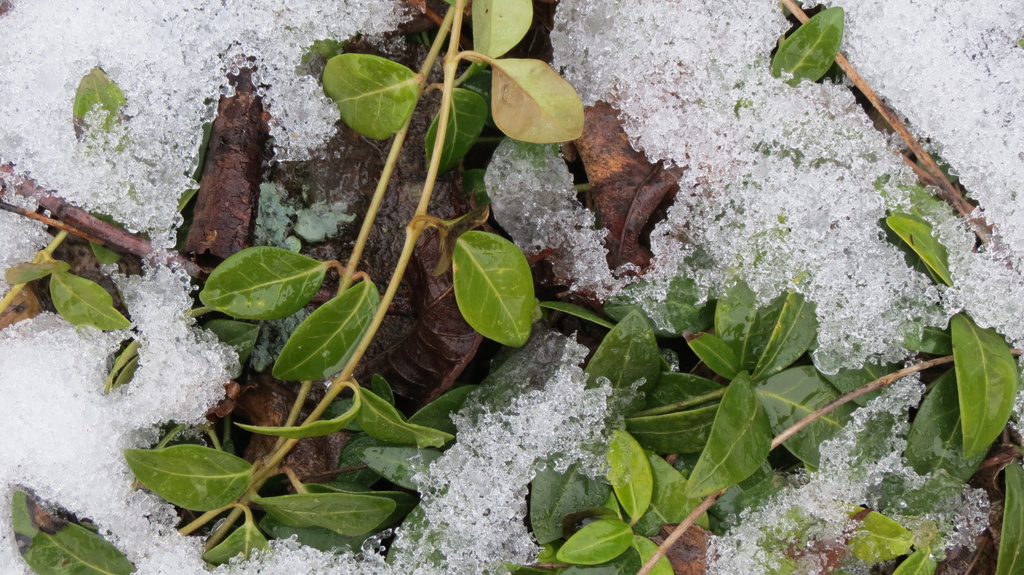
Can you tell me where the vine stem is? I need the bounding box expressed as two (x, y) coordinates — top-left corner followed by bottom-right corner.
(636, 354), (955, 575)
(630, 388), (726, 418)
(777, 0), (991, 244)
(0, 229), (68, 312)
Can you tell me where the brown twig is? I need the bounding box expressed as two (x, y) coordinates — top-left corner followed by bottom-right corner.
(779, 0), (993, 245)
(637, 354), (956, 575)
(0, 200), (105, 245)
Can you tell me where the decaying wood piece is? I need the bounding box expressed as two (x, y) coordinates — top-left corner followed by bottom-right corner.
(184, 65), (269, 261)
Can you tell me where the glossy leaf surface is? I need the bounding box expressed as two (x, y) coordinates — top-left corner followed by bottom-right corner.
(361, 445), (442, 490)
(202, 519), (269, 565)
(273, 280), (379, 380)
(124, 445), (251, 511)
(605, 430), (653, 523)
(406, 385), (476, 435)
(625, 404), (718, 454)
(472, 0), (532, 58)
(204, 319), (259, 367)
(49, 271), (130, 330)
(236, 390), (360, 439)
(200, 247), (327, 320)
(751, 292), (816, 380)
(645, 372), (722, 410)
(905, 370), (985, 482)
(322, 54), (418, 139)
(686, 332), (741, 379)
(5, 260), (69, 284)
(771, 7), (845, 86)
(849, 509), (914, 562)
(426, 88), (488, 174)
(892, 547), (938, 575)
(585, 310), (660, 414)
(253, 492), (395, 536)
(996, 462), (1024, 575)
(491, 58), (584, 143)
(530, 461), (611, 544)
(73, 67), (126, 133)
(887, 214), (952, 286)
(561, 547), (641, 574)
(634, 452), (708, 536)
(540, 301), (616, 329)
(605, 277), (713, 337)
(357, 387), (454, 448)
(755, 366), (854, 468)
(715, 282), (783, 371)
(823, 360), (897, 407)
(556, 518), (632, 565)
(951, 313), (1018, 457)
(452, 230), (534, 347)
(90, 243), (122, 265)
(686, 373), (772, 498)
(631, 535), (672, 575)
(20, 522), (134, 575)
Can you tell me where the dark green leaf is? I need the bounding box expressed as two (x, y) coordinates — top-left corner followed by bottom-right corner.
(715, 282), (784, 372)
(631, 535), (673, 575)
(472, 0), (532, 58)
(5, 260), (69, 284)
(645, 372), (722, 410)
(335, 433), (386, 487)
(452, 230), (534, 347)
(605, 430), (653, 523)
(371, 373), (395, 406)
(686, 372), (772, 498)
(907, 325), (953, 355)
(634, 452), (708, 536)
(530, 462), (611, 544)
(357, 387), (454, 448)
(996, 462), (1024, 575)
(754, 366), (854, 468)
(848, 509), (914, 562)
(253, 492), (395, 536)
(886, 215), (952, 286)
(407, 385), (476, 435)
(426, 88), (488, 174)
(258, 514), (353, 553)
(464, 168), (490, 205)
(490, 58), (584, 143)
(892, 547), (938, 575)
(303, 486), (418, 529)
(771, 7), (845, 86)
(200, 247), (328, 320)
(20, 522), (134, 575)
(561, 547), (641, 574)
(202, 518), (269, 565)
(604, 277), (713, 337)
(204, 319), (259, 367)
(540, 301), (616, 329)
(686, 332), (741, 379)
(322, 54), (419, 140)
(73, 68), (126, 133)
(361, 446), (442, 490)
(905, 370), (985, 482)
(625, 405), (718, 454)
(951, 313), (1018, 457)
(236, 389), (360, 439)
(123, 445), (252, 511)
(822, 360), (898, 407)
(272, 280), (379, 380)
(585, 310), (661, 414)
(90, 243), (121, 265)
(49, 271), (130, 330)
(556, 518), (632, 565)
(751, 292), (816, 380)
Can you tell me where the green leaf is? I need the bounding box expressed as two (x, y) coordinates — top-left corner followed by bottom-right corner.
(631, 535), (673, 575)
(200, 247), (328, 320)
(604, 277), (713, 337)
(253, 492), (396, 536)
(490, 58), (584, 143)
(634, 452), (708, 536)
(530, 461), (611, 544)
(322, 53), (419, 140)
(686, 332), (741, 379)
(892, 547), (938, 575)
(822, 360), (898, 407)
(426, 88), (488, 174)
(472, 0), (532, 58)
(236, 389), (361, 439)
(715, 282), (784, 372)
(361, 446), (443, 490)
(20, 522), (135, 575)
(407, 385), (476, 435)
(49, 271), (130, 330)
(202, 518), (269, 565)
(371, 373), (395, 406)
(556, 518), (633, 565)
(560, 547), (641, 574)
(357, 387), (454, 448)
(686, 372), (772, 498)
(625, 405), (718, 454)
(452, 230), (534, 347)
(905, 370), (986, 482)
(123, 445), (252, 511)
(848, 509), (914, 562)
(886, 215), (952, 286)
(5, 260), (70, 284)
(540, 301), (616, 329)
(73, 67), (126, 133)
(754, 366), (854, 468)
(645, 372), (722, 410)
(605, 430), (653, 524)
(204, 319), (259, 367)
(272, 280), (379, 380)
(951, 313), (1018, 457)
(90, 243), (121, 265)
(996, 463), (1024, 575)
(907, 325), (953, 355)
(751, 292), (817, 380)
(585, 310), (661, 414)
(771, 7), (845, 86)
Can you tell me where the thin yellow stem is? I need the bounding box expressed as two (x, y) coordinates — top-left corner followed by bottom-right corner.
(178, 504), (233, 536)
(0, 230), (69, 311)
